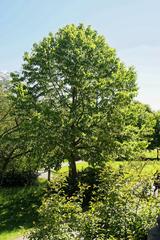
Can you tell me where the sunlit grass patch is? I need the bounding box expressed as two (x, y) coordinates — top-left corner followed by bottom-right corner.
(0, 228), (26, 240)
(58, 161), (88, 173)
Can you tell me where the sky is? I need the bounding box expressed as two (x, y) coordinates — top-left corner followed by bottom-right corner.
(0, 0), (160, 110)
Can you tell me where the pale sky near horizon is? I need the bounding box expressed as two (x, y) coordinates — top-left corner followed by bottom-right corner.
(0, 0), (160, 110)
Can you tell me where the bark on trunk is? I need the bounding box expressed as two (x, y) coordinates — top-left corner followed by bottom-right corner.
(47, 168), (51, 182)
(69, 157), (77, 181)
(68, 86), (78, 184)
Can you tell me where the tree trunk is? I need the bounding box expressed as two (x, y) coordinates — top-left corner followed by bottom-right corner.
(47, 168), (51, 182)
(69, 157), (77, 181)
(68, 156), (78, 195)
(68, 86), (78, 184)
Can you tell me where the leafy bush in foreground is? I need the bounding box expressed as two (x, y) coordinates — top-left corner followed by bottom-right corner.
(28, 166), (160, 240)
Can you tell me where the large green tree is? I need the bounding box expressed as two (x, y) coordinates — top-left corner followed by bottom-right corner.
(11, 24), (137, 181)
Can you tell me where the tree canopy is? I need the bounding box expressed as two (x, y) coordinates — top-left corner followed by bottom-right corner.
(11, 24), (138, 180)
(115, 101), (155, 160)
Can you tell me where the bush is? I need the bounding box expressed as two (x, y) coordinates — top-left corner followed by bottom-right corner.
(78, 166), (158, 240)
(0, 170), (38, 187)
(28, 166), (160, 240)
(29, 194), (82, 240)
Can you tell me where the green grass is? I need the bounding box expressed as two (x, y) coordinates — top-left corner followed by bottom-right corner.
(0, 229), (26, 240)
(0, 181), (46, 240)
(105, 160), (160, 177)
(58, 159), (160, 176)
(58, 161), (88, 173)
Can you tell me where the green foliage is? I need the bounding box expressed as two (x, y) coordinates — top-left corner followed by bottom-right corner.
(0, 84), (15, 172)
(11, 24), (137, 180)
(149, 111), (160, 150)
(0, 83), (38, 185)
(80, 166), (157, 240)
(142, 149), (157, 159)
(28, 166), (160, 240)
(116, 101), (155, 161)
(29, 194), (81, 240)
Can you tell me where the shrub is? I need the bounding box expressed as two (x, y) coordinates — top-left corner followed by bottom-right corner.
(0, 170), (38, 187)
(29, 194), (82, 240)
(28, 166), (160, 240)
(78, 166), (158, 240)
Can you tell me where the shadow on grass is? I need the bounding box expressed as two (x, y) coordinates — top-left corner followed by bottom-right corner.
(0, 182), (46, 234)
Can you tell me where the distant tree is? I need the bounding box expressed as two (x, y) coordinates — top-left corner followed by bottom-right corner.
(148, 111), (160, 159)
(116, 101), (155, 160)
(0, 72), (10, 89)
(11, 24), (137, 182)
(0, 83), (16, 173)
(0, 83), (34, 185)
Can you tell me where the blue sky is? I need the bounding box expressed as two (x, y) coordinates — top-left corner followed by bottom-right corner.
(0, 0), (160, 110)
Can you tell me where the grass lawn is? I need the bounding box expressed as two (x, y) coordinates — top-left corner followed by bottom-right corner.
(109, 160), (160, 175)
(0, 180), (46, 240)
(0, 229), (26, 240)
(58, 159), (160, 176)
(58, 161), (88, 173)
